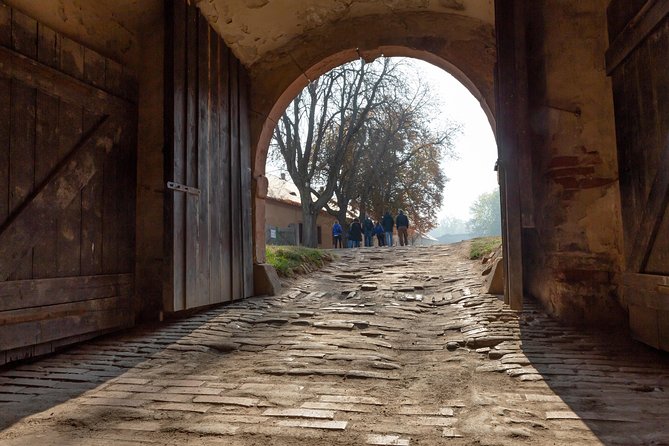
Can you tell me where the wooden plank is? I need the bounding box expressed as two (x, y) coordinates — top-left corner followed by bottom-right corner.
(80, 112), (104, 276)
(116, 118), (137, 274)
(196, 15), (211, 307)
(494, 0), (524, 310)
(105, 58), (124, 98)
(184, 3), (198, 310)
(0, 273), (132, 311)
(11, 7), (36, 59)
(0, 76), (9, 227)
(623, 273), (669, 310)
(83, 47), (106, 88)
(163, 0), (187, 312)
(0, 305), (132, 351)
(239, 68), (254, 298)
(229, 52), (243, 301)
(8, 80), (36, 280)
(0, 1), (10, 46)
(629, 304), (660, 349)
(32, 90), (60, 278)
(101, 117), (120, 275)
(0, 295), (129, 325)
(36, 23), (60, 69)
(0, 45), (134, 116)
(209, 30), (223, 305)
(60, 36), (84, 80)
(629, 139), (669, 272)
(0, 115), (121, 281)
(644, 18), (669, 275)
(607, 0), (648, 42)
(606, 0), (669, 74)
(57, 101), (83, 277)
(219, 41), (233, 303)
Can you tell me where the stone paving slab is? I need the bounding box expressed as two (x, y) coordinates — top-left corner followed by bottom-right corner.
(1, 244), (669, 445)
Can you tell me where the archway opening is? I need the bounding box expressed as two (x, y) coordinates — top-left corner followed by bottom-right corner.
(256, 52), (500, 266)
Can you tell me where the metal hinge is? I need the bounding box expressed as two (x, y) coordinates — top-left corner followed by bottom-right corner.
(167, 181), (200, 196)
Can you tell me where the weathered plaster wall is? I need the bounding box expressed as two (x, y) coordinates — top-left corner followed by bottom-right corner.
(265, 200), (337, 249)
(524, 0), (626, 326)
(196, 0), (494, 66)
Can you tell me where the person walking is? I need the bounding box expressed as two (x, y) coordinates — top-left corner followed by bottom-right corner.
(396, 210), (409, 247)
(332, 220), (343, 248)
(363, 215), (375, 247)
(381, 211), (394, 247)
(348, 218), (363, 248)
(374, 221), (385, 246)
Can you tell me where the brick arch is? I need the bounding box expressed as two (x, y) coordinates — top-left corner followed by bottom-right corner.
(247, 13), (496, 262)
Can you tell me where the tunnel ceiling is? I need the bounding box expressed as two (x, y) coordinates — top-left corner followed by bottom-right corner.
(195, 0), (495, 66)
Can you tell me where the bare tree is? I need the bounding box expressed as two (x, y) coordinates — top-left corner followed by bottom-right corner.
(271, 58), (396, 247)
(327, 72), (460, 233)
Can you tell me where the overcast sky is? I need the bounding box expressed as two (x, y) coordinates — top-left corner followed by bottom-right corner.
(407, 59), (499, 223)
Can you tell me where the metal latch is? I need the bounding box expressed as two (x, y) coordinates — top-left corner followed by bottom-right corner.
(167, 181), (200, 196)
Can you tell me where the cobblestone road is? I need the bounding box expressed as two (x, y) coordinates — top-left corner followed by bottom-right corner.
(1, 243), (668, 445)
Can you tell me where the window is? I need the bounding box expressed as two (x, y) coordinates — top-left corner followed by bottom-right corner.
(317, 226), (322, 245)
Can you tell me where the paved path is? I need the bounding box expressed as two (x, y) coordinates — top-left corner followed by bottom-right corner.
(1, 243), (668, 445)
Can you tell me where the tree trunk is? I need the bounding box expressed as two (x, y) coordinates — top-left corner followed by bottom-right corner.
(301, 208), (319, 248)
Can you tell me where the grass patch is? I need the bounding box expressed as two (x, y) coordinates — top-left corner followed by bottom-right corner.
(266, 245), (334, 277)
(469, 236), (502, 260)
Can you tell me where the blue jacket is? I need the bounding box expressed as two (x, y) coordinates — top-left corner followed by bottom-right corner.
(332, 223), (343, 236)
(374, 224), (384, 235)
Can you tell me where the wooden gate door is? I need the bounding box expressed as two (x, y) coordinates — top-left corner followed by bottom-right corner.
(0, 3), (137, 364)
(607, 1), (669, 351)
(494, 0), (531, 310)
(164, 0), (254, 312)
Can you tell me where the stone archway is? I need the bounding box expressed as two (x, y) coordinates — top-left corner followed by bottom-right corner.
(237, 12), (497, 263)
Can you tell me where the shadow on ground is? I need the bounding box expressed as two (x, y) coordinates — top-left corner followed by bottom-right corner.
(518, 298), (669, 445)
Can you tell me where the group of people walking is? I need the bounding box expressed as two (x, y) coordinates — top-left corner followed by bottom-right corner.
(332, 210), (410, 248)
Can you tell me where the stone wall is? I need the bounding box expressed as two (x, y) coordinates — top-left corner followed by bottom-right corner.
(524, 0), (627, 326)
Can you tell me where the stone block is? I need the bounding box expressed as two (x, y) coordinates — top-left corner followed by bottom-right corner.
(263, 408), (335, 419)
(254, 263), (282, 296)
(276, 419), (347, 430)
(193, 396), (258, 407)
(366, 434), (410, 445)
(484, 258), (504, 295)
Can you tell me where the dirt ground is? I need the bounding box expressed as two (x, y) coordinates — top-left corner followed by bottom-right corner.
(0, 242), (668, 445)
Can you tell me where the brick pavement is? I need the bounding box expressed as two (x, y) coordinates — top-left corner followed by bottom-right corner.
(0, 244), (668, 445)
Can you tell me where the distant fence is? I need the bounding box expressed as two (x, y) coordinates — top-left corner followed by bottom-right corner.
(266, 225), (298, 246)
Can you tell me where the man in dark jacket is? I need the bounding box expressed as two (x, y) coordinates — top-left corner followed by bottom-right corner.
(381, 211), (394, 247)
(348, 218), (363, 248)
(396, 210), (409, 246)
(363, 215), (375, 247)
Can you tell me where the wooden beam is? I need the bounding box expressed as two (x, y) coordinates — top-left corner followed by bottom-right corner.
(0, 45), (135, 115)
(495, 0), (525, 311)
(0, 306), (132, 351)
(0, 116), (123, 281)
(0, 273), (132, 312)
(629, 139), (669, 272)
(623, 273), (669, 311)
(606, 0), (669, 74)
